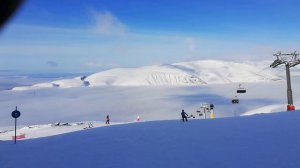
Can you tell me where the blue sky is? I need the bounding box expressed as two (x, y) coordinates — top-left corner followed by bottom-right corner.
(1, 0), (300, 73)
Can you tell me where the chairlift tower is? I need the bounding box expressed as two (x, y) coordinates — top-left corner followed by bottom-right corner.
(198, 103), (215, 119)
(270, 51), (300, 111)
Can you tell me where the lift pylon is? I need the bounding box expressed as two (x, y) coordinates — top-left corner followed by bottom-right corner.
(270, 51), (300, 111)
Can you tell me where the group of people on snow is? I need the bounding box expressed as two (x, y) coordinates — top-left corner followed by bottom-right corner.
(105, 110), (189, 125)
(104, 109), (189, 126)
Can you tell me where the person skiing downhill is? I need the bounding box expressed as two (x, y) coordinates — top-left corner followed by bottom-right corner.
(106, 115), (110, 124)
(181, 109), (188, 122)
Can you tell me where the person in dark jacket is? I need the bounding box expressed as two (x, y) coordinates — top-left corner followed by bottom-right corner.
(106, 115), (110, 124)
(181, 109), (188, 122)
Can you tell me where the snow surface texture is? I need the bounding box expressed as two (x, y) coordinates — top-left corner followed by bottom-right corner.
(1, 111), (300, 168)
(0, 60), (299, 127)
(12, 60), (283, 90)
(0, 121), (125, 140)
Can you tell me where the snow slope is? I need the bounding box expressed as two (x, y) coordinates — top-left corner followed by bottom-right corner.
(241, 104), (286, 116)
(174, 60), (279, 84)
(12, 60), (282, 90)
(1, 111), (300, 168)
(12, 77), (86, 91)
(86, 65), (205, 86)
(0, 121), (126, 140)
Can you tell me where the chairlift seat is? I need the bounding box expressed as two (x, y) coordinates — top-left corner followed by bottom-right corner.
(237, 89), (246, 93)
(232, 99), (239, 104)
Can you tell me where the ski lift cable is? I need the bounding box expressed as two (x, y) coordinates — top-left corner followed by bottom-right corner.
(226, 62), (290, 106)
(216, 65), (274, 98)
(240, 66), (287, 93)
(233, 64), (286, 94)
(198, 63), (286, 106)
(212, 64), (285, 104)
(229, 66), (287, 105)
(237, 66), (274, 86)
(230, 66), (286, 101)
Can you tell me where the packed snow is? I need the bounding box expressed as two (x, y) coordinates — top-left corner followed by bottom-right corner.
(1, 111), (300, 168)
(0, 121), (126, 140)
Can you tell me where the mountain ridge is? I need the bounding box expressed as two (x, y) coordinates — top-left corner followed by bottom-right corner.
(12, 60), (282, 90)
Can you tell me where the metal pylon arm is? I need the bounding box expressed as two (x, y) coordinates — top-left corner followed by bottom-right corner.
(271, 51), (300, 67)
(290, 61), (300, 67)
(270, 59), (284, 68)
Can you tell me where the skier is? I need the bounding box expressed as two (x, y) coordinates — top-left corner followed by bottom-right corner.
(88, 122), (93, 128)
(181, 109), (188, 122)
(106, 115), (110, 124)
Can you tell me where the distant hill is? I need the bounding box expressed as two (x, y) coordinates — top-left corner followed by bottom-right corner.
(12, 60), (284, 90)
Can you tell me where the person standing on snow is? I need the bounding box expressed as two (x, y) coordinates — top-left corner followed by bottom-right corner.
(106, 115), (110, 124)
(181, 109), (188, 122)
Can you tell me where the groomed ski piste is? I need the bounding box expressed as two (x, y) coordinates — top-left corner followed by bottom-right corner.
(1, 111), (300, 168)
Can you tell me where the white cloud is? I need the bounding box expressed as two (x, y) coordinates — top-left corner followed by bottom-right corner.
(92, 11), (127, 36)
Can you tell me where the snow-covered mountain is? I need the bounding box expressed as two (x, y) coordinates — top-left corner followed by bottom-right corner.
(12, 60), (282, 90)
